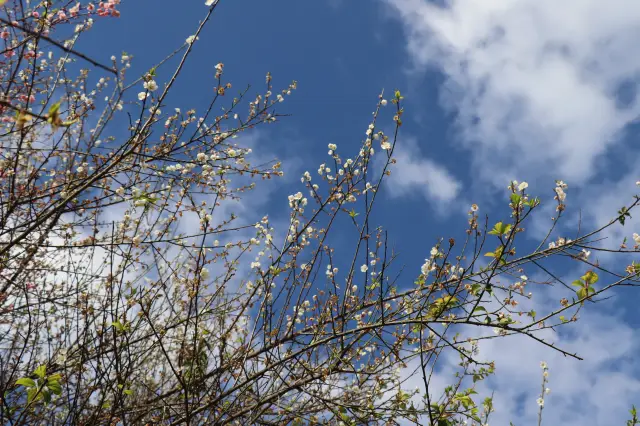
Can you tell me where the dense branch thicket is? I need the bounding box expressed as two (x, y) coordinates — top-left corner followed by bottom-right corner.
(0, 1), (638, 425)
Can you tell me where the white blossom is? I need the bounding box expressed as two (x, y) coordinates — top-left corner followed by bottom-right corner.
(143, 80), (158, 91)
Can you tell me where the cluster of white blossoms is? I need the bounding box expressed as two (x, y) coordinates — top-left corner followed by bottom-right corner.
(554, 180), (568, 204)
(353, 309), (375, 323)
(198, 209), (213, 226)
(325, 263), (338, 278)
(420, 246), (441, 277)
(286, 218), (313, 247)
(379, 133), (392, 151)
(165, 162), (197, 175)
(137, 76), (159, 101)
(252, 216), (271, 244)
(512, 275), (528, 294)
(536, 361), (551, 409)
(365, 123), (374, 137)
(196, 152), (208, 163)
(509, 180), (529, 192)
(288, 191), (308, 211)
(143, 79), (158, 92)
(199, 267), (210, 280)
(447, 264), (465, 281)
(287, 300), (313, 328)
(493, 311), (514, 336)
(548, 236), (572, 249)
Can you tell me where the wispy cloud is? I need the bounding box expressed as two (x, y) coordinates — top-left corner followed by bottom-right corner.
(382, 1), (640, 421)
(383, 0), (640, 188)
(395, 278), (640, 425)
(383, 136), (461, 206)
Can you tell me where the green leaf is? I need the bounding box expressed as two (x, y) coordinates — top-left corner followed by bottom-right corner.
(488, 222), (503, 235)
(34, 365), (46, 379)
(473, 306), (487, 315)
(485, 284), (493, 296)
(47, 381), (62, 395)
(489, 222), (512, 236)
(577, 288), (587, 299)
(510, 193), (522, 205)
(47, 373), (62, 382)
(47, 101), (62, 130)
(618, 206), (632, 225)
(428, 296), (458, 318)
(581, 271), (598, 285)
(485, 246), (504, 260)
(571, 279), (584, 288)
(15, 378), (35, 388)
(27, 388), (39, 403)
(111, 321), (125, 332)
(48, 101), (61, 116)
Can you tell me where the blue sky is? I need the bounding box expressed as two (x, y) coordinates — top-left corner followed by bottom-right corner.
(79, 1), (640, 424)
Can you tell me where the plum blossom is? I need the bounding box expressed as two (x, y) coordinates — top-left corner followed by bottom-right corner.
(143, 80), (158, 91)
(554, 180), (568, 202)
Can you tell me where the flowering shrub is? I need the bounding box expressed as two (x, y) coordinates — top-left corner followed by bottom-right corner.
(0, 1), (638, 425)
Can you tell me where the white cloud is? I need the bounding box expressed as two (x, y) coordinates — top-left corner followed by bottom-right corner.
(394, 280), (640, 425)
(384, 136), (461, 205)
(475, 308), (640, 426)
(383, 0), (640, 188)
(373, 2), (640, 422)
